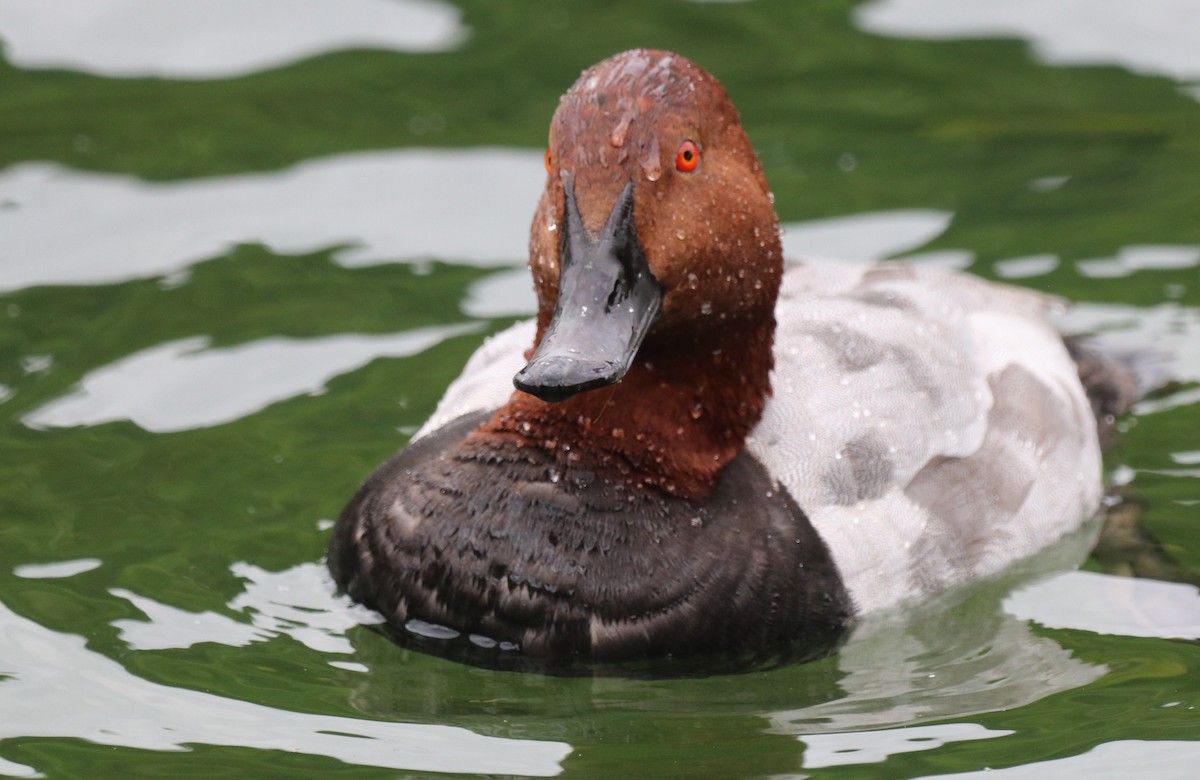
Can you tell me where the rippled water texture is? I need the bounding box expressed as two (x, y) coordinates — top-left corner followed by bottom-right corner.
(1, 1), (1199, 778)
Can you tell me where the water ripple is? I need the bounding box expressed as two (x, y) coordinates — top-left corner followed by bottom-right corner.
(23, 324), (480, 433)
(0, 0), (467, 79)
(0, 598), (571, 776)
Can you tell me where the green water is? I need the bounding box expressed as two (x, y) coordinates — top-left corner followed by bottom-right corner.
(2, 1), (1199, 777)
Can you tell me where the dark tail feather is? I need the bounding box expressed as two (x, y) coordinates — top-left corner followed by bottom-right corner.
(1064, 337), (1141, 449)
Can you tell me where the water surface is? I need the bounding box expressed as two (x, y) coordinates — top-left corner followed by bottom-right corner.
(1, 1), (1198, 777)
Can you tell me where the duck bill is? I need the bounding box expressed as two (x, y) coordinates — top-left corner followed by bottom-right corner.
(514, 180), (662, 403)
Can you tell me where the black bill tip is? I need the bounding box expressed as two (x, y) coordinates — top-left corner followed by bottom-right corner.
(513, 355), (621, 403)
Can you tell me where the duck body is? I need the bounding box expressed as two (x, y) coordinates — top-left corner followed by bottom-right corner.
(329, 50), (1113, 665)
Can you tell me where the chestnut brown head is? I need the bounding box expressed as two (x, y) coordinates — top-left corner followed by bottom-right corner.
(519, 49), (782, 402)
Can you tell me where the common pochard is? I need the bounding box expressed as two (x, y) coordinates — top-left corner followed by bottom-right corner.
(328, 49), (1131, 666)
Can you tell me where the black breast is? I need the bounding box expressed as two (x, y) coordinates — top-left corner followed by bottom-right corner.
(328, 411), (853, 671)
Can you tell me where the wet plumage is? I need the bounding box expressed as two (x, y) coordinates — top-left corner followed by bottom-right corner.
(328, 49), (1130, 665)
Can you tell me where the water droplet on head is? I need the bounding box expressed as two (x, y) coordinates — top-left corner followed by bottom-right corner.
(640, 135), (662, 181)
(610, 114), (632, 148)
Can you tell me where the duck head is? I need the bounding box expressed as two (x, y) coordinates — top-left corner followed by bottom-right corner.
(481, 49), (784, 496)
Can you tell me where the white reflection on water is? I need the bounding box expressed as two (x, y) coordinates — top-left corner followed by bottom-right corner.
(802, 723), (1012, 769)
(113, 562), (383, 656)
(1056, 301), (1200, 387)
(895, 248), (976, 270)
(462, 268), (538, 318)
(1075, 245), (1200, 279)
(227, 561), (387, 652)
(857, 0), (1200, 83)
(0, 149), (544, 292)
(112, 586), (270, 650)
(772, 525), (1107, 737)
(0, 756), (38, 779)
(777, 610), (1103, 734)
(13, 558), (101, 579)
(915, 740), (1200, 780)
(0, 0), (466, 79)
(0, 600), (571, 776)
(23, 324), (479, 433)
(993, 253), (1059, 280)
(1005, 570), (1200, 640)
(780, 209), (952, 263)
(773, 521), (1200, 770)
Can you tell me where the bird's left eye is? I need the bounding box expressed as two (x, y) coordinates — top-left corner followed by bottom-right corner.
(544, 148), (553, 174)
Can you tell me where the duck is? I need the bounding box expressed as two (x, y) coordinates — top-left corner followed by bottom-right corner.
(327, 49), (1132, 666)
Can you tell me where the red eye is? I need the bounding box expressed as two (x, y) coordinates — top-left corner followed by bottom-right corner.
(675, 140), (700, 172)
(544, 148), (553, 174)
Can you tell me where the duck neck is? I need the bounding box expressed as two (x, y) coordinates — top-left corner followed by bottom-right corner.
(474, 314), (775, 497)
